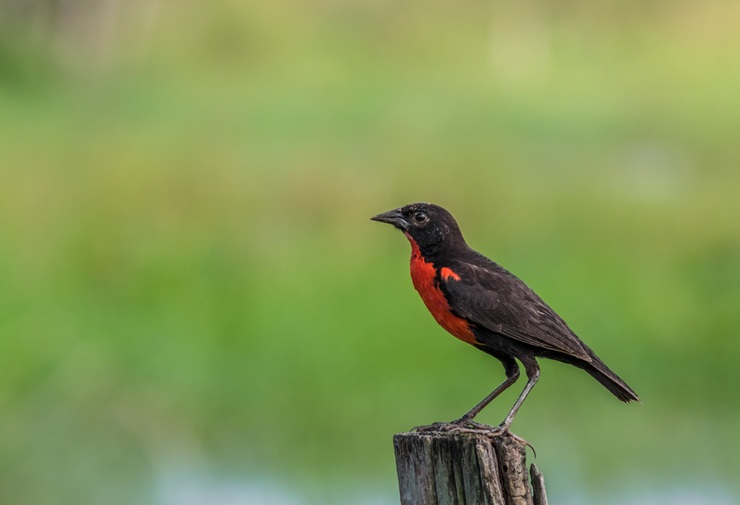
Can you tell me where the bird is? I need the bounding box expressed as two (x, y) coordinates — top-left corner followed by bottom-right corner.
(371, 202), (638, 434)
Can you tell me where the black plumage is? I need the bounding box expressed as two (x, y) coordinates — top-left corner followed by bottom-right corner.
(372, 202), (638, 432)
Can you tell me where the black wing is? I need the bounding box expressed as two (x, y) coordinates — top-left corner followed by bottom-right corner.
(440, 259), (591, 361)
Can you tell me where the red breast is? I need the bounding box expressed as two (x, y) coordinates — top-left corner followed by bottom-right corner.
(406, 234), (477, 345)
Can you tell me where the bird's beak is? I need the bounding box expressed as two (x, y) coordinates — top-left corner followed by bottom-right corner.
(371, 208), (410, 231)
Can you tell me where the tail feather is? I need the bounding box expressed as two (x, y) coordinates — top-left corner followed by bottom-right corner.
(585, 355), (639, 403)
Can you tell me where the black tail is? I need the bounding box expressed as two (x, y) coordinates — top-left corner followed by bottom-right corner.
(584, 355), (639, 403)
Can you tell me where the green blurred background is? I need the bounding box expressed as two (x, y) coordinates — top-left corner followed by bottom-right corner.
(1, 0), (739, 503)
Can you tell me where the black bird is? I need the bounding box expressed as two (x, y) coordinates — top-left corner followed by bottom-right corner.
(372, 202), (639, 433)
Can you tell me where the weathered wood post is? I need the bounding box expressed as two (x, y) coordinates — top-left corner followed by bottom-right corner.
(393, 431), (547, 505)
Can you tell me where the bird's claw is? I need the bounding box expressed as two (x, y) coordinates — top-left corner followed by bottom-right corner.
(412, 418), (483, 433)
(494, 430), (536, 456)
(412, 417), (496, 434)
(411, 421), (452, 433)
(411, 420), (535, 455)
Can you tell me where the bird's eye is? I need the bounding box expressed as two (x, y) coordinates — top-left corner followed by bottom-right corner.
(414, 212), (428, 224)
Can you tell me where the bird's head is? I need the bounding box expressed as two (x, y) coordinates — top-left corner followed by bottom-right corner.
(371, 202), (465, 258)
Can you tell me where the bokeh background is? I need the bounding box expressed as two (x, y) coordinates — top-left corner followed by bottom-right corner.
(1, 1), (740, 504)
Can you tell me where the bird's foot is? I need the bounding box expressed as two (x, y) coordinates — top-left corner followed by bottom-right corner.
(411, 421), (455, 433)
(411, 420), (535, 455)
(412, 418), (495, 434)
(447, 417), (498, 433)
(485, 425), (536, 456)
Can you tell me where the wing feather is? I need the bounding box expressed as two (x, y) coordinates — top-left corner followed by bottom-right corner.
(440, 260), (591, 361)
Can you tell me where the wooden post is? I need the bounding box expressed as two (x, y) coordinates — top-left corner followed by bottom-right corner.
(393, 431), (547, 505)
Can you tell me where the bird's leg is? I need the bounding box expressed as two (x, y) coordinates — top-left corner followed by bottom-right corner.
(439, 359), (540, 446)
(412, 357), (538, 451)
(413, 357), (519, 433)
(454, 356), (520, 426)
(498, 358), (540, 431)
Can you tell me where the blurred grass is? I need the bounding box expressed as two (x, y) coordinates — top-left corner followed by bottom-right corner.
(1, 1), (740, 504)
